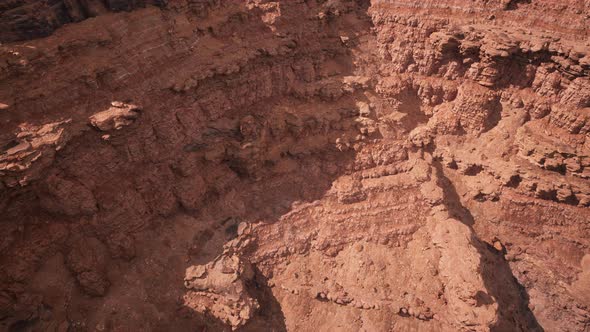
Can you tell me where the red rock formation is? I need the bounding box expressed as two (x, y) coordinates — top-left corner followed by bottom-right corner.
(0, 0), (589, 331)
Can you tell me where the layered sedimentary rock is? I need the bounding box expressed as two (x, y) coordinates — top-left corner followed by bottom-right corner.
(0, 0), (589, 331)
(0, 0), (168, 42)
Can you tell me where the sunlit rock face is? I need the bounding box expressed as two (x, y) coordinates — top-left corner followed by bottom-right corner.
(0, 0), (589, 331)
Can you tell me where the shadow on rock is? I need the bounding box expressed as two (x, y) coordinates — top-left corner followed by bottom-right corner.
(433, 159), (543, 331)
(241, 265), (287, 332)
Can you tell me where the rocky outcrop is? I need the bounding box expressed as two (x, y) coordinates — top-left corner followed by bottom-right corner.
(88, 101), (140, 131)
(0, 119), (71, 186)
(428, 216), (498, 330)
(183, 253), (258, 330)
(0, 0), (589, 331)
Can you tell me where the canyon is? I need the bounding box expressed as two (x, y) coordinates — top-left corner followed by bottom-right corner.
(0, 0), (589, 331)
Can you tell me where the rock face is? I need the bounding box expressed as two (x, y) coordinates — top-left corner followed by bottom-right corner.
(0, 0), (167, 42)
(0, 0), (589, 331)
(183, 252), (258, 330)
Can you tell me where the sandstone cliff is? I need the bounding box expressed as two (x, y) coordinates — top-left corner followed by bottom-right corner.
(0, 0), (589, 331)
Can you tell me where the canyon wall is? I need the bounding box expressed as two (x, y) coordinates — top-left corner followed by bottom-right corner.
(0, 0), (589, 331)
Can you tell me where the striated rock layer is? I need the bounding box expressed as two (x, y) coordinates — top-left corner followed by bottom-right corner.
(0, 0), (589, 331)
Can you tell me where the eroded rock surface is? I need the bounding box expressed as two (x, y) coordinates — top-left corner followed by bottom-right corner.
(184, 252), (258, 330)
(0, 0), (589, 331)
(88, 101), (141, 131)
(0, 119), (71, 186)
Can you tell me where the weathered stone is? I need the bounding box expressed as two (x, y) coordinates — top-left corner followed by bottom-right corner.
(89, 102), (141, 131)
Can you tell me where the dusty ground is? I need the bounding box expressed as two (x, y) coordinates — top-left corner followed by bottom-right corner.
(1, 0), (590, 331)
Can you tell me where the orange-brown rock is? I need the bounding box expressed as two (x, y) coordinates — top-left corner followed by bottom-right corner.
(0, 0), (589, 331)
